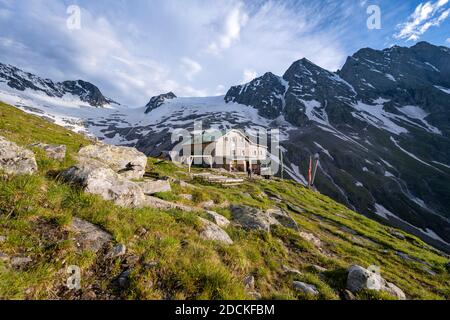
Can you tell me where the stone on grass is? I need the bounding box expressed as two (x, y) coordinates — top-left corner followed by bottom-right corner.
(108, 244), (127, 259)
(0, 135), (38, 175)
(205, 211), (230, 228)
(231, 205), (279, 232)
(282, 265), (302, 277)
(346, 265), (406, 300)
(11, 256), (32, 269)
(267, 208), (299, 231)
(69, 217), (113, 253)
(243, 275), (255, 290)
(136, 179), (171, 195)
(61, 157), (146, 208)
(293, 281), (319, 296)
(78, 144), (147, 180)
(199, 217), (233, 245)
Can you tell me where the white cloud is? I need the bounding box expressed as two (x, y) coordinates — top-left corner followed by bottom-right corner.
(395, 0), (450, 41)
(0, 0), (359, 104)
(206, 2), (249, 55)
(241, 69), (258, 84)
(180, 57), (202, 81)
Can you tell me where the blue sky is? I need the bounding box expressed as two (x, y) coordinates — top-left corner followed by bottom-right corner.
(0, 0), (449, 106)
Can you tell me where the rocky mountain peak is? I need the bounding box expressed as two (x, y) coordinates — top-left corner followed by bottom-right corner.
(144, 92), (177, 114)
(0, 62), (113, 107)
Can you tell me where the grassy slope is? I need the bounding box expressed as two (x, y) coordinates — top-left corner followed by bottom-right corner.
(0, 101), (449, 300)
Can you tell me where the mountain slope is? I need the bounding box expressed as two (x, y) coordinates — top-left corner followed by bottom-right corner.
(0, 42), (449, 254)
(0, 101), (449, 300)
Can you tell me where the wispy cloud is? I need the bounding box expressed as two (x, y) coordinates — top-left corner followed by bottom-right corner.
(206, 2), (248, 55)
(180, 57), (202, 81)
(395, 0), (450, 41)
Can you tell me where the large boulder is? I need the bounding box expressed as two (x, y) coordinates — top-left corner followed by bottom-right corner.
(346, 265), (406, 300)
(78, 144), (147, 180)
(30, 143), (66, 161)
(136, 179), (171, 195)
(0, 136), (38, 175)
(199, 217), (233, 245)
(231, 205), (279, 232)
(60, 157), (146, 207)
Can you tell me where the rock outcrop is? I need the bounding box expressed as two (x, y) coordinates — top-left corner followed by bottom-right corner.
(0, 136), (38, 175)
(78, 144), (147, 180)
(231, 205), (279, 232)
(346, 265), (406, 300)
(61, 157), (146, 208)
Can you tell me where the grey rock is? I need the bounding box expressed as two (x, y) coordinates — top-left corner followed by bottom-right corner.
(346, 265), (406, 300)
(201, 200), (215, 209)
(11, 256), (32, 268)
(0, 235), (6, 243)
(205, 211), (230, 228)
(69, 217), (113, 253)
(0, 136), (38, 175)
(78, 144), (147, 180)
(30, 143), (66, 161)
(299, 231), (323, 249)
(108, 244), (127, 259)
(243, 275), (255, 290)
(136, 179), (171, 195)
(347, 265), (385, 292)
(384, 282), (407, 300)
(61, 157), (146, 208)
(282, 265), (302, 277)
(199, 217), (233, 245)
(231, 205), (279, 232)
(143, 196), (194, 211)
(267, 208), (299, 231)
(311, 265), (327, 273)
(293, 281), (319, 296)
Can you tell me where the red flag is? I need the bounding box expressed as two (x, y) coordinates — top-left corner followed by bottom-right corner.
(308, 156), (312, 186)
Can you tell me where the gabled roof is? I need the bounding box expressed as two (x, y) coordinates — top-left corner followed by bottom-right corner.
(183, 129), (268, 149)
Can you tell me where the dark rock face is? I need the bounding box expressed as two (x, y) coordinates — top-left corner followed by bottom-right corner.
(0, 63), (114, 107)
(145, 92), (176, 113)
(221, 42), (450, 253)
(225, 72), (287, 119)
